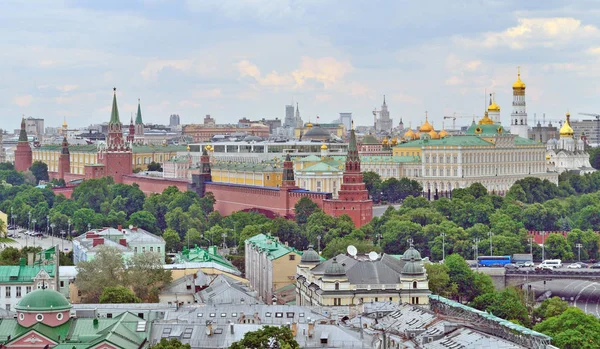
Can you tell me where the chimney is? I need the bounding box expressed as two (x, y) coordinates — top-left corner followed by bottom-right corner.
(119, 239), (127, 247)
(132, 226), (138, 231)
(291, 322), (298, 336)
(86, 232), (98, 239)
(92, 238), (104, 247)
(229, 322), (234, 334)
(308, 320), (315, 338)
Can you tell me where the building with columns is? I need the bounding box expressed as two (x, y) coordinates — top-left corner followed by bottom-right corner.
(510, 68), (529, 139)
(546, 112), (595, 174)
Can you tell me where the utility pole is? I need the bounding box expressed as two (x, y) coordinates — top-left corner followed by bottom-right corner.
(317, 235), (321, 254)
(576, 243), (582, 262)
(488, 231), (493, 256)
(473, 238), (480, 271)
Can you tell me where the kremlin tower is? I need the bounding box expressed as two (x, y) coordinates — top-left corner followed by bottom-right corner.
(135, 98), (144, 144)
(14, 117), (32, 172)
(98, 88), (132, 183)
(510, 67), (528, 139)
(58, 136), (70, 180)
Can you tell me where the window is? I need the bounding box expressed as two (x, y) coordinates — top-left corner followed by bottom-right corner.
(142, 247), (146, 252)
(56, 313), (64, 321)
(16, 287), (21, 298)
(232, 313), (237, 317)
(265, 312), (272, 317)
(158, 247), (161, 253)
(375, 297), (378, 302)
(275, 312), (283, 318)
(197, 313), (203, 317)
(5, 304), (10, 311)
(316, 181), (322, 192)
(286, 312), (294, 318)
(19, 312), (24, 320)
(289, 255), (295, 261)
(221, 313), (226, 317)
(210, 313), (216, 317)
(135, 247), (138, 254)
(150, 247), (154, 252)
(60, 281), (64, 288)
(389, 297), (393, 301)
(413, 281), (418, 289)
(36, 314), (44, 322)
(333, 298), (341, 306)
(335, 283), (339, 290)
(5, 287), (10, 298)
(107, 313), (113, 318)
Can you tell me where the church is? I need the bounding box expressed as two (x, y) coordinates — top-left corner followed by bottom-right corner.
(546, 112), (595, 174)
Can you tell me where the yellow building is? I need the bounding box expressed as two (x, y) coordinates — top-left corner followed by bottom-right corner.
(210, 159), (283, 187)
(245, 234), (303, 304)
(0, 210), (7, 236)
(32, 144), (188, 175)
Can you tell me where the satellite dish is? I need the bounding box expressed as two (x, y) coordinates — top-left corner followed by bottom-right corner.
(368, 251), (379, 261)
(347, 245), (358, 257)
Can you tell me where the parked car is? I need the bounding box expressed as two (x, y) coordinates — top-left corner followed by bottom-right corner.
(504, 263), (519, 270)
(535, 265), (553, 271)
(590, 263), (600, 269)
(516, 261), (534, 268)
(568, 263), (582, 269)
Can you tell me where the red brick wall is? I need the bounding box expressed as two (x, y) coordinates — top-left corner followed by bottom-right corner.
(323, 199), (373, 228)
(14, 142), (32, 172)
(122, 175), (189, 195)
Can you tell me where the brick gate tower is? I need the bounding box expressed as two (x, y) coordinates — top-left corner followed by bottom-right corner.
(14, 117), (32, 172)
(58, 137), (70, 180)
(324, 121), (373, 227)
(99, 88), (132, 183)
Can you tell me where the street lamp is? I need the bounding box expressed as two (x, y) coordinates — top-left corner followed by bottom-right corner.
(28, 211), (31, 232)
(317, 235), (321, 254)
(32, 219), (37, 248)
(576, 243), (583, 262)
(87, 223), (91, 232)
(488, 231), (493, 256)
(528, 237), (533, 260)
(540, 232), (547, 261)
(67, 219), (71, 242)
(221, 232), (227, 249)
(473, 238), (480, 271)
(440, 232), (446, 262)
(46, 215), (50, 237)
(50, 223), (56, 246)
(376, 233), (382, 247)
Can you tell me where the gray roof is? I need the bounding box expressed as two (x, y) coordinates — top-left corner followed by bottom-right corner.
(300, 246), (320, 264)
(311, 254), (406, 284)
(197, 274), (261, 305)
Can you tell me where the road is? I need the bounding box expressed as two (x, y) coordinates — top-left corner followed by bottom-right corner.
(5, 230), (72, 252)
(372, 204), (402, 217)
(524, 279), (600, 318)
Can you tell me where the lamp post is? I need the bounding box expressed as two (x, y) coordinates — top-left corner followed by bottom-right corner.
(50, 223), (56, 246)
(46, 215), (50, 237)
(488, 231), (493, 256)
(67, 219), (71, 242)
(528, 237), (533, 260)
(28, 211), (31, 232)
(576, 243), (583, 262)
(440, 232), (446, 262)
(473, 238), (480, 271)
(32, 219), (37, 248)
(317, 235), (321, 254)
(541, 232), (547, 261)
(376, 233), (382, 247)
(87, 223), (91, 232)
(221, 232), (227, 249)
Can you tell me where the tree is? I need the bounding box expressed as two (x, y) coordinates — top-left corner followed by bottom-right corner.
(150, 338), (191, 349)
(0, 247), (21, 265)
(229, 326), (300, 349)
(294, 197), (318, 225)
(424, 263), (457, 298)
(362, 171), (382, 200)
(126, 252), (172, 302)
(128, 211), (157, 233)
(147, 161), (163, 172)
(163, 228), (181, 252)
(533, 296), (568, 322)
(29, 161), (49, 184)
(100, 286), (141, 303)
(534, 307), (600, 349)
(544, 233), (574, 260)
(75, 246), (126, 302)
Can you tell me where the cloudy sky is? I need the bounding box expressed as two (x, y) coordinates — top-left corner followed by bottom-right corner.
(2, 0), (599, 132)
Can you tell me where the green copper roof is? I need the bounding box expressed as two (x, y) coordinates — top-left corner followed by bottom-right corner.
(0, 319), (72, 344)
(298, 162), (342, 173)
(514, 137), (541, 145)
(66, 312), (149, 349)
(131, 144), (188, 153)
(360, 155), (421, 163)
(348, 128), (358, 153)
(0, 264), (55, 283)
(394, 136), (494, 147)
(135, 99), (143, 125)
(465, 122), (505, 135)
(109, 89), (120, 125)
(34, 144), (98, 153)
(178, 245), (239, 272)
(246, 234), (302, 260)
(18, 118), (28, 142)
(15, 289), (71, 311)
(362, 134), (379, 144)
(298, 155), (322, 162)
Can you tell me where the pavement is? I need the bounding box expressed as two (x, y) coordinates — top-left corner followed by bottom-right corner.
(5, 230), (72, 252)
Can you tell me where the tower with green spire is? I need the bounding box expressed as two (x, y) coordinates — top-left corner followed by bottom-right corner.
(134, 98), (144, 142)
(15, 117), (33, 171)
(101, 88), (132, 183)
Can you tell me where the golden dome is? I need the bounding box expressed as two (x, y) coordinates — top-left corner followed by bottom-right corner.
(186, 145), (191, 151)
(382, 137), (389, 145)
(403, 129), (415, 140)
(321, 143), (328, 150)
(306, 122), (313, 128)
(545, 154), (551, 160)
(391, 137), (398, 146)
(62, 119), (68, 128)
(513, 68), (526, 89)
(488, 101), (500, 112)
(559, 113), (574, 137)
(415, 131), (421, 139)
(419, 117), (433, 133)
(429, 130), (439, 139)
(478, 112), (495, 125)
(439, 129), (449, 138)
(205, 145), (213, 151)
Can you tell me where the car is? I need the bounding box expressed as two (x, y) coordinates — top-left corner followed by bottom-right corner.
(535, 265), (553, 271)
(516, 261), (534, 268)
(590, 263), (600, 269)
(504, 263), (519, 270)
(568, 263), (582, 269)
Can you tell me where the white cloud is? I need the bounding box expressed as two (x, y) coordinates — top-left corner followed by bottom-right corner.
(179, 100), (201, 108)
(56, 85), (79, 92)
(14, 95), (33, 107)
(292, 57), (353, 88)
(192, 88), (223, 98)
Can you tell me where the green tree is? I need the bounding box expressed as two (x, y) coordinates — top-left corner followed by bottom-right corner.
(126, 251), (172, 302)
(99, 286), (141, 303)
(128, 211), (157, 233)
(72, 208), (98, 233)
(150, 338), (191, 349)
(362, 171), (382, 200)
(229, 326), (300, 349)
(533, 296), (568, 322)
(29, 161), (49, 184)
(294, 197), (318, 225)
(321, 237), (380, 259)
(0, 247), (21, 265)
(424, 263), (457, 298)
(75, 246), (126, 302)
(544, 233), (574, 260)
(147, 161), (163, 172)
(534, 307), (600, 349)
(163, 228), (181, 252)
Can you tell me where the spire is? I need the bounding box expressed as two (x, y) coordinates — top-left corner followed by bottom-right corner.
(109, 88), (120, 125)
(135, 98), (143, 125)
(18, 117), (28, 142)
(383, 95), (387, 106)
(295, 102), (300, 117)
(347, 122), (359, 161)
(489, 93), (492, 106)
(61, 137), (70, 155)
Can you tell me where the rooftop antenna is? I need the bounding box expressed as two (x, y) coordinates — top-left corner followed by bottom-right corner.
(347, 245), (357, 257)
(368, 251), (379, 261)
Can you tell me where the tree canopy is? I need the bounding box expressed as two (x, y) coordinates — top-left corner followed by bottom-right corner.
(229, 326), (299, 349)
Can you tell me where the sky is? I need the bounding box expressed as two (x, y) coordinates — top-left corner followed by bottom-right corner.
(1, 0), (600, 132)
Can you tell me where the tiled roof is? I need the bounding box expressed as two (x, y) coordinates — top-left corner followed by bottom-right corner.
(0, 264), (55, 283)
(245, 234), (302, 260)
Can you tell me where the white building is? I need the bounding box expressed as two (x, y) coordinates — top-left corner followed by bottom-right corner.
(510, 68), (529, 139)
(547, 112), (595, 175)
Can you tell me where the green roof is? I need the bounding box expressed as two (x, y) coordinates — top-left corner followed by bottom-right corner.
(0, 264), (55, 283)
(298, 155), (322, 162)
(245, 234), (302, 260)
(18, 118), (28, 142)
(212, 160), (281, 172)
(135, 99), (143, 125)
(298, 162), (342, 173)
(465, 122), (505, 135)
(15, 289), (71, 311)
(394, 135), (494, 148)
(361, 155), (421, 163)
(362, 134), (379, 144)
(109, 89), (120, 125)
(34, 144), (98, 153)
(65, 312), (149, 349)
(132, 144), (188, 153)
(514, 137), (542, 145)
(0, 319), (72, 344)
(178, 245), (239, 272)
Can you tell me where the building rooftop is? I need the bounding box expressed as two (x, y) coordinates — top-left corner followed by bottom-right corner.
(245, 234), (302, 261)
(174, 246), (240, 275)
(0, 264), (55, 283)
(197, 274), (261, 305)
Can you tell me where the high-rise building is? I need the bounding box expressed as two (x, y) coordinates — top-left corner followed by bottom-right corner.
(25, 117), (44, 138)
(294, 103), (303, 128)
(376, 96), (393, 133)
(169, 114), (180, 127)
(284, 104), (295, 128)
(339, 113), (352, 133)
(0, 130), (5, 163)
(510, 68), (528, 139)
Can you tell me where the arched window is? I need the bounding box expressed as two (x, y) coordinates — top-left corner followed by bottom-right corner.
(335, 282), (339, 290)
(413, 281), (418, 289)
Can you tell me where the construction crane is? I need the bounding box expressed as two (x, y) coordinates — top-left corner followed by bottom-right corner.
(443, 114), (478, 130)
(579, 113), (600, 147)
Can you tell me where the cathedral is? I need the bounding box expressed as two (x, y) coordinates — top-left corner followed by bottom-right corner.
(546, 112), (595, 174)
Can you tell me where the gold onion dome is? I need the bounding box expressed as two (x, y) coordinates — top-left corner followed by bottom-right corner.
(488, 101), (500, 112)
(391, 137), (398, 145)
(403, 129), (415, 139)
(478, 112), (495, 125)
(559, 113), (574, 137)
(439, 129), (449, 138)
(546, 154), (551, 160)
(429, 129), (439, 139)
(382, 137), (389, 145)
(321, 143), (328, 150)
(513, 69), (526, 89)
(415, 131), (421, 139)
(419, 117), (433, 133)
(306, 122), (313, 128)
